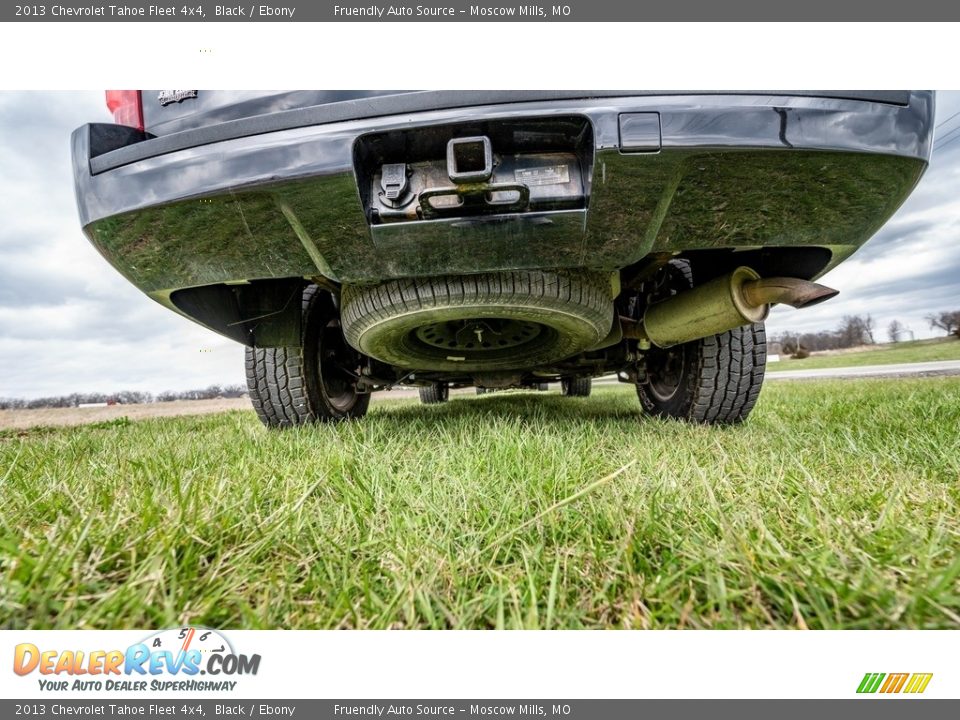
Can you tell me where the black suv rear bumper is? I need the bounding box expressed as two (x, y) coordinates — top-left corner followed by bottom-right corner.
(72, 91), (933, 340)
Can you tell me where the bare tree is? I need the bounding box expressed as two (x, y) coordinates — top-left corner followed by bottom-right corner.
(838, 315), (876, 347)
(887, 319), (905, 343)
(926, 310), (960, 338)
(222, 384), (247, 398)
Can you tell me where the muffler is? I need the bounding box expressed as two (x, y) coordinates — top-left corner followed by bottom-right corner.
(635, 266), (838, 348)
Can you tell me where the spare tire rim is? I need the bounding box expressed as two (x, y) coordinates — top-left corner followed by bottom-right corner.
(413, 318), (545, 353)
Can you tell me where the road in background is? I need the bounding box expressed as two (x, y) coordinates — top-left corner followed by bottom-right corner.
(765, 359), (960, 380)
(593, 359), (960, 387)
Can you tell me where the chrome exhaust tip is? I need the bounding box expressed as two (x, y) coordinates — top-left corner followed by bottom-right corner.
(741, 277), (839, 310)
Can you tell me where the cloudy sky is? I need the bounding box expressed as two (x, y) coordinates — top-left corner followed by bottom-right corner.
(1, 91), (958, 399)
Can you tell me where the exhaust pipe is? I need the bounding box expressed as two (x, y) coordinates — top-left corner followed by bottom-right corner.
(740, 276), (839, 310)
(636, 266), (838, 348)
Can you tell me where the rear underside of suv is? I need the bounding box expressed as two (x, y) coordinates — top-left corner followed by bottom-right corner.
(72, 91), (934, 426)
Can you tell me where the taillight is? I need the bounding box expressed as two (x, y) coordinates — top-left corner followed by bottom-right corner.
(105, 90), (143, 132)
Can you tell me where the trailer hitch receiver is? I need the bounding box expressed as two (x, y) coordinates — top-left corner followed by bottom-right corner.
(447, 136), (493, 184)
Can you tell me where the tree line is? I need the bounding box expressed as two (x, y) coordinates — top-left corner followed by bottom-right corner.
(774, 309), (959, 356)
(0, 384), (247, 410)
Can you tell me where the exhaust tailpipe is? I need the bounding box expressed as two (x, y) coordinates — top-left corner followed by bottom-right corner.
(638, 266), (838, 348)
(740, 276), (839, 309)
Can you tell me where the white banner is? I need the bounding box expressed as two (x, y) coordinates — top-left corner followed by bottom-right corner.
(2, 629), (953, 699)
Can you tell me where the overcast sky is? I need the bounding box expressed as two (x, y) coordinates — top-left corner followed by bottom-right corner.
(1, 91), (958, 399)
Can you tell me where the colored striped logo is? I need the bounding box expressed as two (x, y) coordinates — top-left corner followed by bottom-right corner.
(857, 672), (933, 694)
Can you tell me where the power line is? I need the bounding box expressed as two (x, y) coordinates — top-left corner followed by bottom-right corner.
(934, 132), (960, 153)
(935, 108), (960, 129)
(934, 122), (960, 148)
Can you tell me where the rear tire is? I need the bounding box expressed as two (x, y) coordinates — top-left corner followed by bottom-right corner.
(419, 383), (450, 404)
(561, 377), (591, 397)
(637, 324), (766, 424)
(636, 260), (766, 424)
(245, 286), (370, 428)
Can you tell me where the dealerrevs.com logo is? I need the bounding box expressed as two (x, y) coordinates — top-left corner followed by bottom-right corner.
(857, 673), (933, 694)
(13, 627), (261, 693)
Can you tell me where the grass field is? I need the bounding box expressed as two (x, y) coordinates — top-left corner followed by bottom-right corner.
(2, 379), (959, 630)
(768, 336), (960, 371)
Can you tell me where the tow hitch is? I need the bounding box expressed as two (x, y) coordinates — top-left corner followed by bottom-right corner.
(356, 117), (591, 224)
(420, 139), (532, 218)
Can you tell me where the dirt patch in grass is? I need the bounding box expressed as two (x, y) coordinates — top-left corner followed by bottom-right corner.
(0, 398), (253, 431)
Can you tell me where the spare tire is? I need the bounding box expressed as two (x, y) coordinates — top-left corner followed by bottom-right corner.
(341, 271), (613, 372)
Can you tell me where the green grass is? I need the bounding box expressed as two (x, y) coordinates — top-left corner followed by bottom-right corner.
(768, 336), (960, 371)
(2, 379), (959, 630)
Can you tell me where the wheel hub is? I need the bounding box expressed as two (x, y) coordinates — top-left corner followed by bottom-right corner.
(317, 320), (361, 411)
(646, 346), (686, 402)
